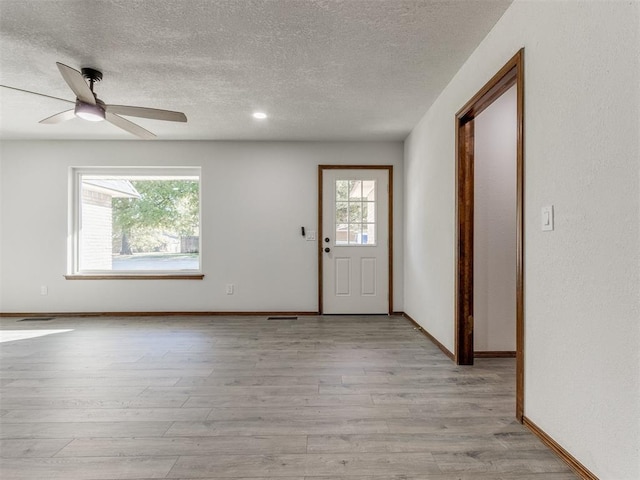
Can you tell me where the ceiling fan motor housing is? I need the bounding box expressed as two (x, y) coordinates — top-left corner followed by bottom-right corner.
(75, 98), (105, 122)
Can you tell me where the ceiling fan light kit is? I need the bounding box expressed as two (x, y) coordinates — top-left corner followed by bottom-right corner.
(75, 99), (105, 122)
(27, 62), (188, 139)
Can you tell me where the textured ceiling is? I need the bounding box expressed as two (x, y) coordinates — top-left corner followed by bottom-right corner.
(0, 0), (512, 141)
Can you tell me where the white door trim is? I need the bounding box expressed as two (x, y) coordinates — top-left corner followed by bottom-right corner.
(318, 165), (393, 314)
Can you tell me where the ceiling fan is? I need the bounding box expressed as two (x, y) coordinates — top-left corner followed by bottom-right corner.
(10, 62), (187, 139)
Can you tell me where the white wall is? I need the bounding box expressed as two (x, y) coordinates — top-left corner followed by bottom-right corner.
(473, 85), (517, 352)
(404, 1), (639, 478)
(0, 140), (403, 313)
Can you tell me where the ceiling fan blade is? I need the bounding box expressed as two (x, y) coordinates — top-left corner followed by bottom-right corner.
(56, 62), (96, 105)
(106, 112), (156, 139)
(106, 105), (187, 122)
(0, 85), (74, 104)
(39, 109), (76, 124)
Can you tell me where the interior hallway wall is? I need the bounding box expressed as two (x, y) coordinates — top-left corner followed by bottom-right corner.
(403, 1), (639, 478)
(473, 85), (517, 352)
(0, 140), (403, 313)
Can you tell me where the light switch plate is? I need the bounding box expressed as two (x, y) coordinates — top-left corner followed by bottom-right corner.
(306, 230), (316, 241)
(541, 205), (554, 231)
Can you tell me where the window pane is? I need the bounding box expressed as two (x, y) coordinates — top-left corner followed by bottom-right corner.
(363, 201), (375, 223)
(362, 180), (376, 201)
(78, 173), (200, 272)
(348, 202), (363, 223)
(348, 224), (362, 244)
(335, 202), (348, 223)
(363, 223), (376, 244)
(336, 180), (349, 201)
(349, 180), (362, 200)
(335, 223), (349, 245)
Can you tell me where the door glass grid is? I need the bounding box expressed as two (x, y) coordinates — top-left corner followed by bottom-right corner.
(335, 179), (376, 245)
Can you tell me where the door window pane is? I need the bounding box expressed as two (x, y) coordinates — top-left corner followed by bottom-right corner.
(335, 202), (348, 223)
(363, 223), (376, 244)
(363, 202), (375, 223)
(349, 180), (361, 199)
(348, 202), (363, 223)
(348, 224), (363, 244)
(362, 180), (376, 200)
(336, 180), (349, 201)
(335, 179), (376, 245)
(335, 224), (349, 245)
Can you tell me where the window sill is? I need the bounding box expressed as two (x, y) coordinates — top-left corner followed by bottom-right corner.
(64, 274), (205, 280)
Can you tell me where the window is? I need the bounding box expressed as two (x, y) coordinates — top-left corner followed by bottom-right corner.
(335, 179), (376, 245)
(68, 167), (201, 277)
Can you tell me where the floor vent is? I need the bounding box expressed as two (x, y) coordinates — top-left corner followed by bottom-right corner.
(18, 317), (54, 322)
(267, 316), (298, 320)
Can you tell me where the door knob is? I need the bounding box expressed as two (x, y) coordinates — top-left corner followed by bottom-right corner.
(324, 247), (331, 253)
(324, 237), (330, 243)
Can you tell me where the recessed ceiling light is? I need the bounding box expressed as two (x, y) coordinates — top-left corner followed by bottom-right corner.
(252, 112), (267, 120)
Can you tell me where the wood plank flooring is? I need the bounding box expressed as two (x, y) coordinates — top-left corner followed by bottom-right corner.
(0, 315), (576, 479)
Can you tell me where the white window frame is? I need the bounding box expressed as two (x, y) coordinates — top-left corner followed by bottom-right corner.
(67, 166), (202, 278)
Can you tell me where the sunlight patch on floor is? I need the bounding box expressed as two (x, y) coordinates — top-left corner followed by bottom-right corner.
(0, 329), (74, 343)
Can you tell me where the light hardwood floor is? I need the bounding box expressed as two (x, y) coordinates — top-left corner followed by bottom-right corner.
(0, 315), (576, 479)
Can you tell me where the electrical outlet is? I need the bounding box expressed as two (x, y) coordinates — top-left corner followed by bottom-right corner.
(40, 285), (48, 295)
(226, 284), (234, 295)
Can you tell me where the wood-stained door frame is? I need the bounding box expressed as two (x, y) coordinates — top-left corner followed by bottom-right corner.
(455, 49), (525, 421)
(318, 165), (393, 314)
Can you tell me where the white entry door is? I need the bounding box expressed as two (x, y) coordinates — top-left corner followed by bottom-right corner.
(321, 168), (390, 314)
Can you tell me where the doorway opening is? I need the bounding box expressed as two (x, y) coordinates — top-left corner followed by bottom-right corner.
(455, 49), (525, 420)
